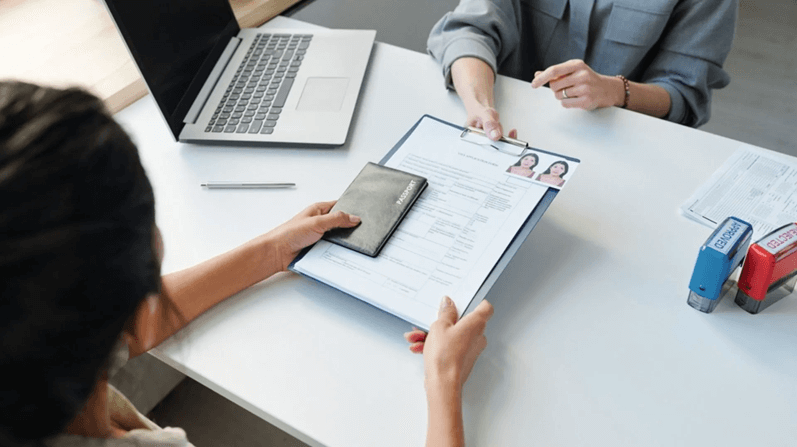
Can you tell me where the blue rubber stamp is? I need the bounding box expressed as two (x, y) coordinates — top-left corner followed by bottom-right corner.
(688, 216), (753, 313)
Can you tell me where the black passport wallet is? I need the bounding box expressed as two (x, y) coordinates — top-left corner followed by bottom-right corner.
(323, 162), (428, 257)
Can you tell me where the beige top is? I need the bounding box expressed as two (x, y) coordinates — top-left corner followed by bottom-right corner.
(46, 384), (193, 447)
(46, 337), (192, 447)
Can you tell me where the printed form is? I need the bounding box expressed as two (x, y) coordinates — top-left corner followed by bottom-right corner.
(681, 144), (797, 237)
(294, 117), (576, 329)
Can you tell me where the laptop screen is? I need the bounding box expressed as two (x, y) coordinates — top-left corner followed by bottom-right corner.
(103, 0), (240, 138)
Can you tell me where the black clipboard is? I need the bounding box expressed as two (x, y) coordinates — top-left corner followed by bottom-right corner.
(290, 114), (580, 330)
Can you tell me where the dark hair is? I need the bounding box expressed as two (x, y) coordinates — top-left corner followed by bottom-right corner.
(0, 82), (161, 445)
(541, 161), (569, 178)
(511, 153), (539, 169)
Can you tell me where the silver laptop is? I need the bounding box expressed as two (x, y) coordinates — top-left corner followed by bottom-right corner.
(103, 0), (375, 146)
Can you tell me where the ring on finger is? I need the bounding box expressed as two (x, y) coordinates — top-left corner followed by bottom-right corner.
(562, 88), (569, 99)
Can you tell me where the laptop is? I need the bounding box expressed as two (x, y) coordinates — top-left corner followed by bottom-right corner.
(103, 0), (376, 146)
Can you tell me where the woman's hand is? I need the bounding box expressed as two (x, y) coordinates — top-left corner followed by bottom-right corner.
(266, 201), (360, 271)
(464, 104), (518, 142)
(531, 59), (624, 111)
(451, 57), (517, 141)
(405, 297), (493, 447)
(404, 297), (494, 389)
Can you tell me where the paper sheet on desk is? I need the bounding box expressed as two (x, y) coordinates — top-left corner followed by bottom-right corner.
(681, 144), (797, 237)
(294, 117), (579, 329)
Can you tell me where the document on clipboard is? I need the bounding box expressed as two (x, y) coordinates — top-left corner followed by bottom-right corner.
(290, 115), (581, 330)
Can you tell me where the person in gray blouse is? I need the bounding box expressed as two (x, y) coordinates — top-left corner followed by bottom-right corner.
(428, 0), (738, 139)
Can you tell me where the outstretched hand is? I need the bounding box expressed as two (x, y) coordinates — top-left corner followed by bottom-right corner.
(532, 59), (623, 111)
(404, 297), (494, 389)
(465, 105), (518, 142)
(266, 201), (360, 271)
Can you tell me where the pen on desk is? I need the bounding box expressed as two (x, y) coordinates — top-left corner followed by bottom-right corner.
(201, 182), (296, 189)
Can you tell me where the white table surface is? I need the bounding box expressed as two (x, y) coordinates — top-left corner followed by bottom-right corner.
(114, 15), (797, 447)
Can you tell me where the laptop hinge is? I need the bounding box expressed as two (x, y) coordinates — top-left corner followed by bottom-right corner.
(184, 37), (241, 124)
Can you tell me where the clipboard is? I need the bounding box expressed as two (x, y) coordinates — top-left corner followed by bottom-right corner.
(291, 114), (580, 330)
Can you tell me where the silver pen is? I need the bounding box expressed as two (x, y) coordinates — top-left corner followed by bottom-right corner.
(201, 182), (296, 189)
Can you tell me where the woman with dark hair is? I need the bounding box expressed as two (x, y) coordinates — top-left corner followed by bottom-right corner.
(536, 161), (569, 187)
(506, 153), (539, 178)
(0, 82), (493, 447)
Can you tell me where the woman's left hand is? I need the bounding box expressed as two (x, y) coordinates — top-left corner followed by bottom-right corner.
(267, 201), (360, 271)
(531, 59), (623, 111)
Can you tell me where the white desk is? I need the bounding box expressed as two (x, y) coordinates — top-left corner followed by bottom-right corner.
(114, 16), (797, 447)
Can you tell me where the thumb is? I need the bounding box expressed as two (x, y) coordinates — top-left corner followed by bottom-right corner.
(480, 113), (504, 141)
(437, 296), (458, 325)
(314, 210), (361, 232)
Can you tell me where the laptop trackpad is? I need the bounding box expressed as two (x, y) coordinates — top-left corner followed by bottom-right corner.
(296, 77), (350, 112)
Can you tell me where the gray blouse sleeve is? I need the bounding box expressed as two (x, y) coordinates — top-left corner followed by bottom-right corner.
(427, 0), (523, 90)
(641, 0), (738, 127)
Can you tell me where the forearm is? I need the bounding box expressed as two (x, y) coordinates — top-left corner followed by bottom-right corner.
(451, 57), (496, 112)
(128, 233), (282, 357)
(607, 76), (671, 118)
(425, 376), (465, 447)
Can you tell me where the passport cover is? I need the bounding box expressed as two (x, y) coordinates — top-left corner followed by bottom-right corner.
(323, 162), (428, 257)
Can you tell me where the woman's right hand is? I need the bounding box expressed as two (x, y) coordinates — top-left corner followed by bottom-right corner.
(451, 57), (517, 142)
(463, 104), (518, 142)
(404, 297), (494, 390)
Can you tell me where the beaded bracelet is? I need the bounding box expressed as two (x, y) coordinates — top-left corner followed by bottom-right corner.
(616, 75), (630, 109)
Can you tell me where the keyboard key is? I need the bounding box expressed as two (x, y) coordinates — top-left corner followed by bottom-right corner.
(244, 110), (255, 117)
(205, 126), (213, 132)
(267, 89), (278, 95)
(232, 112), (243, 118)
(219, 113), (231, 119)
(249, 120), (263, 133)
(260, 128), (274, 134)
(282, 50), (294, 60)
(255, 113), (266, 120)
(267, 114), (280, 121)
(247, 104), (259, 110)
(236, 124), (249, 133)
(273, 77), (293, 107)
(288, 67), (299, 73)
(242, 117), (252, 123)
(298, 42), (310, 50)
(224, 125), (236, 133)
(296, 49), (306, 55)
(212, 126), (224, 132)
(216, 119), (228, 125)
(264, 120), (277, 127)
(269, 108), (282, 114)
(229, 118), (240, 125)
(290, 61), (301, 67)
(285, 73), (296, 78)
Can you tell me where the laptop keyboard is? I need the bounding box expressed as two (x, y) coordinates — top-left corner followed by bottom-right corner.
(205, 33), (311, 135)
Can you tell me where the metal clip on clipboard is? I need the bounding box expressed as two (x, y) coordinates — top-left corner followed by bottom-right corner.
(459, 126), (529, 156)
